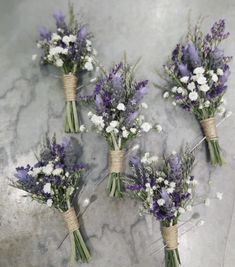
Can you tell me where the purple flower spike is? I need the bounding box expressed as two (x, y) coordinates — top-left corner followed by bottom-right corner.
(95, 94), (103, 109)
(39, 26), (51, 41)
(187, 43), (200, 64)
(78, 26), (88, 40)
(15, 168), (28, 181)
(178, 64), (190, 76)
(53, 10), (66, 28)
(127, 111), (138, 124)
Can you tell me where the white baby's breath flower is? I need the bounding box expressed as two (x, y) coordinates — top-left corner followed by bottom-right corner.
(157, 199), (165, 206)
(199, 84), (210, 92)
(178, 207), (186, 214)
(43, 183), (52, 194)
(187, 82), (196, 91)
(51, 33), (61, 42)
(55, 58), (63, 67)
(172, 101), (177, 106)
(189, 91), (198, 101)
(141, 122), (152, 132)
(171, 86), (177, 93)
(212, 74), (218, 82)
(145, 183), (151, 188)
(196, 75), (207, 85)
(164, 180), (169, 185)
(141, 102), (148, 109)
(218, 106), (226, 116)
(204, 100), (210, 108)
(193, 67), (205, 74)
(36, 43), (41, 48)
(122, 129), (129, 138)
(84, 61), (93, 71)
(110, 121), (119, 128)
(130, 128), (137, 134)
(157, 177), (164, 183)
(32, 54), (37, 61)
(65, 172), (70, 177)
(42, 164), (54, 175)
(216, 192), (223, 200)
(217, 68), (224, 76)
(180, 76), (189, 83)
(47, 199), (53, 207)
(177, 87), (184, 94)
(106, 126), (114, 133)
(52, 168), (63, 176)
(32, 167), (42, 177)
(171, 150), (177, 155)
(90, 114), (105, 129)
(208, 70), (214, 76)
(88, 111), (93, 118)
(117, 103), (126, 111)
(205, 198), (210, 206)
(79, 125), (86, 132)
(166, 187), (174, 194)
(141, 152), (150, 163)
(155, 124), (162, 133)
(163, 91), (169, 99)
(169, 182), (176, 188)
(62, 35), (70, 46)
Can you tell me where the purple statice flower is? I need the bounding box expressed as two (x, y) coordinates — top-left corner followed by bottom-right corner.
(95, 94), (104, 110)
(39, 26), (51, 41)
(220, 65), (230, 83)
(178, 64), (190, 76)
(208, 85), (227, 98)
(167, 154), (182, 180)
(78, 26), (88, 40)
(127, 111), (138, 124)
(183, 43), (201, 67)
(111, 73), (122, 89)
(15, 166), (30, 182)
(53, 10), (66, 28)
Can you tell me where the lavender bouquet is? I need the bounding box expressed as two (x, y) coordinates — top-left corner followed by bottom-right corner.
(12, 136), (91, 263)
(159, 19), (231, 166)
(127, 149), (195, 267)
(88, 59), (153, 197)
(36, 4), (96, 133)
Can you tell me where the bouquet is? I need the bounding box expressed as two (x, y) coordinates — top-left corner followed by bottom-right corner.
(127, 149), (196, 267)
(36, 4), (96, 133)
(13, 136), (91, 263)
(159, 19), (231, 165)
(88, 59), (153, 197)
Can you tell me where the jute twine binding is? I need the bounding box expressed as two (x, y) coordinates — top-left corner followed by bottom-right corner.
(109, 150), (125, 173)
(162, 225), (178, 251)
(200, 117), (218, 141)
(63, 74), (77, 102)
(63, 207), (79, 233)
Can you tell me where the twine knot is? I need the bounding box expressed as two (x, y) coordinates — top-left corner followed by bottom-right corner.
(63, 74), (77, 102)
(200, 117), (217, 141)
(63, 207), (79, 233)
(109, 150), (125, 173)
(162, 224), (178, 250)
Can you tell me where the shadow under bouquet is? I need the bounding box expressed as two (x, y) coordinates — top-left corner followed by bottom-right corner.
(159, 19), (231, 166)
(36, 4), (96, 133)
(127, 149), (196, 267)
(88, 58), (153, 198)
(12, 136), (91, 263)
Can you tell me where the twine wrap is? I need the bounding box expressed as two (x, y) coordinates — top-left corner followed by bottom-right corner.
(63, 208), (79, 233)
(63, 74), (77, 102)
(109, 150), (125, 173)
(162, 224), (178, 251)
(200, 117), (218, 141)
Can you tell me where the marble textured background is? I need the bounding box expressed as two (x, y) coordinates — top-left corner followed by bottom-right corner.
(0, 0), (235, 266)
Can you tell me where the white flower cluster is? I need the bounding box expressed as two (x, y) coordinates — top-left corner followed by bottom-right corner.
(36, 31), (96, 72)
(166, 66), (224, 107)
(88, 102), (153, 142)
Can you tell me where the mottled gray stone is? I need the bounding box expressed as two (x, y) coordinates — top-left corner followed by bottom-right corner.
(0, 0), (235, 266)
